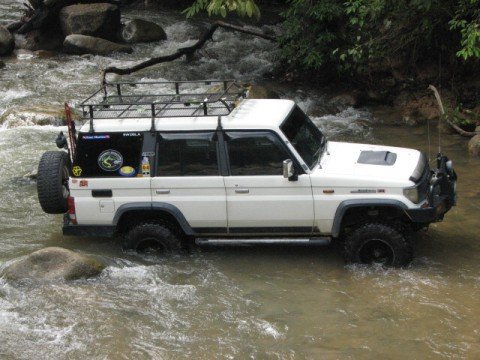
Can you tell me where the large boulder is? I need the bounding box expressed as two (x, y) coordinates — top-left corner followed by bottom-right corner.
(59, 3), (121, 41)
(0, 25), (14, 56)
(122, 19), (167, 43)
(468, 134), (480, 157)
(2, 247), (105, 282)
(64, 34), (132, 55)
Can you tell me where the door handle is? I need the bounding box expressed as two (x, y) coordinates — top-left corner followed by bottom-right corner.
(155, 189), (170, 194)
(235, 188), (249, 194)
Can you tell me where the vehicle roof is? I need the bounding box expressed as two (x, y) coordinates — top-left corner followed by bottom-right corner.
(78, 99), (295, 133)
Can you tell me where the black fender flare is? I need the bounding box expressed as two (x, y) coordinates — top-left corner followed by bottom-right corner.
(331, 199), (409, 238)
(113, 202), (195, 236)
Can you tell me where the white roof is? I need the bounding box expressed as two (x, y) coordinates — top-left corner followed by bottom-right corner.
(78, 99), (295, 133)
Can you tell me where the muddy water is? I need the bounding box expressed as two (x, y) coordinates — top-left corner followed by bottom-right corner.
(1, 5), (480, 360)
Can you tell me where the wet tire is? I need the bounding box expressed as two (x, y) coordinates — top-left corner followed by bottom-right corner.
(344, 223), (413, 267)
(123, 221), (182, 253)
(37, 151), (70, 214)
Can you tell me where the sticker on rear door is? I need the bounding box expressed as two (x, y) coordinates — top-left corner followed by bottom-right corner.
(98, 150), (123, 172)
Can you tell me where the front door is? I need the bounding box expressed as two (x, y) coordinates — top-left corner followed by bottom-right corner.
(223, 131), (314, 235)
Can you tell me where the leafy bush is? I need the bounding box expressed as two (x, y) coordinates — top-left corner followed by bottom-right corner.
(184, 0), (261, 20)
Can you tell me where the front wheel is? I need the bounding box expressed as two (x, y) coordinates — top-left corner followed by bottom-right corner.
(344, 223), (413, 267)
(123, 221), (182, 254)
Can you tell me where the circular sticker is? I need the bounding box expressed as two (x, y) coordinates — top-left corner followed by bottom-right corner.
(119, 166), (136, 177)
(98, 150), (123, 172)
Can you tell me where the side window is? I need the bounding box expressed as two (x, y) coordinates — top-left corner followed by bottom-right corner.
(156, 132), (219, 176)
(226, 132), (289, 176)
(73, 132), (143, 178)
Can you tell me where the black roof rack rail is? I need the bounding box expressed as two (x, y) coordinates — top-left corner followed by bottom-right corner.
(80, 80), (248, 133)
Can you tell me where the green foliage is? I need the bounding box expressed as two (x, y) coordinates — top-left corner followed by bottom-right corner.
(279, 0), (344, 71)
(449, 0), (480, 60)
(279, 0), (480, 77)
(183, 0), (261, 20)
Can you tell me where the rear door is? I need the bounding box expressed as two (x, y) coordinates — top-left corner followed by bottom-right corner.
(150, 132), (227, 233)
(223, 131), (314, 234)
(71, 132), (151, 225)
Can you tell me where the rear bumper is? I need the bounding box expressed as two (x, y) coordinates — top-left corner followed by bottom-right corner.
(63, 223), (115, 237)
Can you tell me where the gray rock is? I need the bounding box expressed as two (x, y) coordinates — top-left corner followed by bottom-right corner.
(2, 247), (105, 282)
(59, 3), (121, 41)
(330, 93), (359, 108)
(122, 19), (167, 43)
(0, 60), (5, 69)
(468, 135), (480, 157)
(0, 25), (14, 56)
(63, 34), (132, 55)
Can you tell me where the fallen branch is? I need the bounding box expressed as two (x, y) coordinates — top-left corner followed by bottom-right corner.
(428, 85), (478, 138)
(100, 20), (277, 85)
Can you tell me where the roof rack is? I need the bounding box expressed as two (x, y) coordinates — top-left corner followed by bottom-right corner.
(80, 80), (248, 133)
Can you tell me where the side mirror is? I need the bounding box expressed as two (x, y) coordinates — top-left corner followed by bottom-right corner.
(283, 159), (298, 181)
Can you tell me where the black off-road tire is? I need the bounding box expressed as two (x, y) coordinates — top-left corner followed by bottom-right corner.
(344, 223), (413, 267)
(123, 221), (182, 253)
(37, 151), (70, 214)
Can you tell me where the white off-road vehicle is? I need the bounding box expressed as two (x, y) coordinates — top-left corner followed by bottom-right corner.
(37, 80), (457, 266)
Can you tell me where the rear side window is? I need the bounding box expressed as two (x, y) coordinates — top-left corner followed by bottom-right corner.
(156, 132), (218, 176)
(226, 132), (289, 176)
(73, 132), (143, 177)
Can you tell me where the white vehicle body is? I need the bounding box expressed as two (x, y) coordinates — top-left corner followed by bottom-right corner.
(66, 98), (447, 238)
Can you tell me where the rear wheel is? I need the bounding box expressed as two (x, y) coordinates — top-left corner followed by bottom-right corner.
(37, 151), (70, 214)
(344, 223), (413, 267)
(123, 221), (182, 254)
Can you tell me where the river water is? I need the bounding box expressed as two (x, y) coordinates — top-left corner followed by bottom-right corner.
(0, 3), (479, 359)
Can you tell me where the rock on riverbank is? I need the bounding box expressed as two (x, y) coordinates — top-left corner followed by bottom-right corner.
(0, 25), (14, 56)
(64, 34), (132, 55)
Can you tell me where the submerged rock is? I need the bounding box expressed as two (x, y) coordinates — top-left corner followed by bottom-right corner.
(122, 19), (167, 43)
(0, 25), (15, 56)
(3, 247), (105, 282)
(329, 93), (360, 109)
(468, 135), (480, 156)
(59, 3), (121, 41)
(0, 105), (74, 128)
(63, 34), (132, 55)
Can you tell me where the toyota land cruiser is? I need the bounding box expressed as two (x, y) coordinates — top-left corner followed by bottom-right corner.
(36, 80), (457, 266)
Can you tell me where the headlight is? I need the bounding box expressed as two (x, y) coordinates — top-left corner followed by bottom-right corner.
(403, 187), (419, 203)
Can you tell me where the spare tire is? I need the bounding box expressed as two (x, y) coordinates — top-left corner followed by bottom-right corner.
(37, 151), (70, 214)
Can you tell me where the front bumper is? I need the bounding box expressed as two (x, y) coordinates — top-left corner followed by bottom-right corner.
(406, 154), (457, 224)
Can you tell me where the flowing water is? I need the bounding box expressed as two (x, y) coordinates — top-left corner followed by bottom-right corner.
(0, 4), (479, 359)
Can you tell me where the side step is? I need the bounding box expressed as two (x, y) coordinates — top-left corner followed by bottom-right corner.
(195, 237), (331, 246)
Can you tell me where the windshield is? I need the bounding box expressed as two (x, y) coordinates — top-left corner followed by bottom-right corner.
(280, 106), (326, 169)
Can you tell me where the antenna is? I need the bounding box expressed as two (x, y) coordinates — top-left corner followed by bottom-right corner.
(427, 118), (431, 162)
